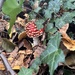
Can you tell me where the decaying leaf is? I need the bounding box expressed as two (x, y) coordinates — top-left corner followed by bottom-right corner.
(33, 45), (46, 58)
(18, 31), (27, 41)
(16, 17), (26, 26)
(2, 38), (15, 52)
(59, 23), (69, 38)
(8, 46), (19, 63)
(0, 64), (5, 70)
(59, 23), (75, 51)
(65, 51), (75, 69)
(24, 39), (32, 50)
(33, 1), (39, 9)
(9, 25), (16, 38)
(18, 31), (32, 49)
(0, 19), (8, 31)
(25, 49), (33, 55)
(16, 13), (29, 27)
(62, 37), (75, 51)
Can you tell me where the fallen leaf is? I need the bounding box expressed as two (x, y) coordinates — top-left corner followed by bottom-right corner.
(0, 19), (8, 31)
(59, 23), (75, 51)
(16, 17), (26, 26)
(24, 39), (32, 50)
(24, 57), (31, 68)
(62, 37), (75, 51)
(2, 38), (15, 52)
(12, 66), (20, 70)
(18, 31), (27, 41)
(65, 51), (75, 69)
(59, 23), (69, 37)
(25, 50), (33, 55)
(33, 45), (46, 58)
(8, 46), (19, 63)
(59, 23), (70, 39)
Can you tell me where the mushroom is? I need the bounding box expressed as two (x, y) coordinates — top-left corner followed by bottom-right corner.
(25, 21), (44, 46)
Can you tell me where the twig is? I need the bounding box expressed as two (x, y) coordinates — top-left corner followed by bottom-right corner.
(0, 51), (16, 75)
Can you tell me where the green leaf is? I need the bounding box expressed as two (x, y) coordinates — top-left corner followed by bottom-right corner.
(40, 33), (65, 75)
(50, 28), (57, 33)
(63, 0), (75, 9)
(18, 67), (33, 75)
(55, 18), (65, 28)
(2, 0), (24, 33)
(29, 11), (36, 20)
(30, 57), (41, 73)
(45, 23), (53, 32)
(34, 7), (41, 13)
(2, 38), (15, 52)
(44, 9), (52, 19)
(35, 19), (44, 29)
(61, 12), (75, 23)
(48, 0), (62, 13)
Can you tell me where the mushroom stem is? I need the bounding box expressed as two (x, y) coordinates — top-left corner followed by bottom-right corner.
(33, 37), (40, 46)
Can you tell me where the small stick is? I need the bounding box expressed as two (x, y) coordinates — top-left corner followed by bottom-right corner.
(0, 51), (16, 75)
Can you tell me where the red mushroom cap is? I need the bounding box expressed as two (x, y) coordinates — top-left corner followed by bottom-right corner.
(25, 21), (44, 38)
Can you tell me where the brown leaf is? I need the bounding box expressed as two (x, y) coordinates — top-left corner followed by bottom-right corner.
(24, 57), (31, 68)
(16, 17), (26, 26)
(8, 46), (19, 64)
(24, 39), (32, 50)
(59, 23), (69, 35)
(59, 23), (75, 51)
(0, 19), (8, 31)
(62, 37), (75, 51)
(8, 46), (18, 58)
(33, 45), (46, 58)
(10, 53), (25, 68)
(19, 50), (33, 68)
(18, 31), (27, 41)
(65, 51), (75, 69)
(25, 49), (33, 55)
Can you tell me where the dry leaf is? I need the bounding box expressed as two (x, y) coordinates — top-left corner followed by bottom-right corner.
(59, 23), (75, 51)
(10, 53), (24, 68)
(59, 23), (69, 35)
(18, 31), (27, 41)
(9, 25), (16, 38)
(33, 1), (39, 9)
(25, 50), (33, 55)
(9, 46), (18, 58)
(0, 64), (5, 70)
(16, 17), (25, 26)
(0, 19), (8, 31)
(18, 50), (25, 54)
(59, 23), (70, 39)
(24, 39), (32, 50)
(33, 45), (46, 58)
(24, 57), (31, 68)
(65, 52), (75, 69)
(12, 66), (20, 70)
(62, 37), (75, 51)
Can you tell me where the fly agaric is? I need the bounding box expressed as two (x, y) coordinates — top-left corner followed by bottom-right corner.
(25, 21), (44, 46)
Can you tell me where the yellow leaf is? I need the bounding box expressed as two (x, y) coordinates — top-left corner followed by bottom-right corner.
(62, 37), (75, 51)
(18, 31), (27, 41)
(12, 66), (20, 70)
